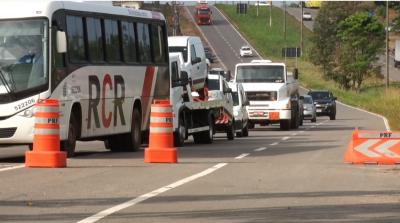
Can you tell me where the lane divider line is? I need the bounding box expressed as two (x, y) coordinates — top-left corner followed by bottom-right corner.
(235, 153), (250, 159)
(281, 136), (290, 141)
(270, 142), (279, 146)
(0, 164), (24, 173)
(254, 147), (267, 152)
(291, 133), (298, 136)
(77, 163), (228, 223)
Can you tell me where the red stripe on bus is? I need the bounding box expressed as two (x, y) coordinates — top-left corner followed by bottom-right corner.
(141, 66), (155, 121)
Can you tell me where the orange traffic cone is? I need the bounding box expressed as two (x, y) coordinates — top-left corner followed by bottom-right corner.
(144, 100), (177, 163)
(25, 99), (66, 168)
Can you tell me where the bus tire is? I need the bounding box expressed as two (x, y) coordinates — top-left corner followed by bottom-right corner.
(123, 108), (142, 151)
(61, 113), (78, 157)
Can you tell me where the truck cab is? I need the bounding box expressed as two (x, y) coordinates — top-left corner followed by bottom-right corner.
(195, 3), (212, 25)
(234, 60), (301, 130)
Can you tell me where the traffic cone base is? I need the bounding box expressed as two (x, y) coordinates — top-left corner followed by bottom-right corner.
(144, 147), (177, 163)
(25, 151), (66, 168)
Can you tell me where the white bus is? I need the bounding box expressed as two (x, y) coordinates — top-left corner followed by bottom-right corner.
(0, 1), (169, 156)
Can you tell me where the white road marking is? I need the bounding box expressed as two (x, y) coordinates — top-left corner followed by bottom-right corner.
(291, 132), (298, 136)
(0, 164), (24, 173)
(299, 131), (305, 134)
(254, 147), (267, 152)
(375, 140), (400, 158)
(311, 126), (316, 128)
(235, 153), (250, 159)
(77, 163), (228, 223)
(281, 136), (290, 141)
(354, 139), (381, 158)
(270, 142), (279, 146)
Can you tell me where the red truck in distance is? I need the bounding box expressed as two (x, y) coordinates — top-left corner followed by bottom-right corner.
(195, 3), (212, 25)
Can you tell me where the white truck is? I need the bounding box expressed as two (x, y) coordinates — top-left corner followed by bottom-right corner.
(395, 39), (400, 68)
(169, 53), (234, 146)
(234, 60), (302, 130)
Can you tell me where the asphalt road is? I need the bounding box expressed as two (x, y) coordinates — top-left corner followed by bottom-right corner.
(0, 5), (398, 223)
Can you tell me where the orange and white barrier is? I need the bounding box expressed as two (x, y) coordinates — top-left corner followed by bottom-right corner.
(144, 100), (177, 163)
(25, 99), (67, 168)
(344, 129), (400, 164)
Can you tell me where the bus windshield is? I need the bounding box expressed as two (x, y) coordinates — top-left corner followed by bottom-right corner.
(236, 65), (285, 83)
(0, 19), (48, 97)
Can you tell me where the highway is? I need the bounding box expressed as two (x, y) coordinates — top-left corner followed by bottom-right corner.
(0, 5), (399, 223)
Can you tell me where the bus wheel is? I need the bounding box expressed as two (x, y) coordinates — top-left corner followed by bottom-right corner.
(61, 114), (78, 157)
(121, 108), (141, 152)
(174, 114), (186, 147)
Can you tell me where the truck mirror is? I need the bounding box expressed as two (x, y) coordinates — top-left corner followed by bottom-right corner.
(179, 71), (189, 86)
(57, 31), (67, 53)
(293, 68), (299, 80)
(299, 95), (304, 100)
(191, 57), (201, 65)
(224, 87), (232, 94)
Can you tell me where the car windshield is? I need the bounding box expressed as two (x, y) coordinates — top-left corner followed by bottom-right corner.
(242, 47), (250, 51)
(236, 65), (285, 83)
(309, 92), (330, 100)
(209, 70), (223, 75)
(0, 19), (48, 98)
(208, 78), (220, 90)
(231, 91), (239, 106)
(303, 97), (313, 104)
(169, 46), (188, 62)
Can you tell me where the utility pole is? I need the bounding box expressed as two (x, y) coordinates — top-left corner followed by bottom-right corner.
(269, 0), (272, 27)
(386, 0), (390, 89)
(284, 1), (287, 63)
(300, 1), (303, 57)
(256, 1), (259, 17)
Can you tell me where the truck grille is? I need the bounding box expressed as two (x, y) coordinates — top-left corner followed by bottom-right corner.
(200, 18), (209, 23)
(0, 128), (17, 138)
(246, 91), (277, 101)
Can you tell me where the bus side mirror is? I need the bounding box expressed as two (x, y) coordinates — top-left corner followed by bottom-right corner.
(57, 31), (67, 53)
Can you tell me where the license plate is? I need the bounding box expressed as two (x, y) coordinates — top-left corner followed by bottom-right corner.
(316, 109), (322, 113)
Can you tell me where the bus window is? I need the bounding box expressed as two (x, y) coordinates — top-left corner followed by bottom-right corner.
(137, 22), (151, 63)
(66, 15), (86, 62)
(151, 24), (166, 63)
(104, 19), (121, 62)
(121, 21), (137, 63)
(86, 17), (104, 63)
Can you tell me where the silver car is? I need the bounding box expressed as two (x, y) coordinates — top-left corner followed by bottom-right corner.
(301, 95), (316, 122)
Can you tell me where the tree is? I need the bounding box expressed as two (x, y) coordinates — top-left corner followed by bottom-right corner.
(336, 12), (384, 90)
(310, 2), (375, 80)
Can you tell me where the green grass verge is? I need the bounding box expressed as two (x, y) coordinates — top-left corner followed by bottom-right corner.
(216, 4), (400, 130)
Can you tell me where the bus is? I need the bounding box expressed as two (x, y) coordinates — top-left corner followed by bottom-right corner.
(0, 1), (169, 156)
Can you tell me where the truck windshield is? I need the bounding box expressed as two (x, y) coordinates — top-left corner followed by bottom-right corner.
(198, 9), (210, 15)
(0, 19), (48, 100)
(236, 65), (284, 83)
(207, 78), (220, 90)
(169, 47), (188, 63)
(232, 91), (239, 106)
(303, 97), (313, 104)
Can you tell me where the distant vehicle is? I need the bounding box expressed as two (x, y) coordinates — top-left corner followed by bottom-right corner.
(301, 95), (317, 122)
(207, 73), (235, 140)
(307, 90), (336, 120)
(195, 3), (212, 25)
(168, 36), (208, 91)
(204, 47), (215, 63)
(257, 1), (271, 6)
(395, 40), (400, 68)
(240, 46), (253, 57)
(209, 67), (231, 81)
(228, 82), (249, 137)
(303, 0), (321, 8)
(302, 12), (312, 21)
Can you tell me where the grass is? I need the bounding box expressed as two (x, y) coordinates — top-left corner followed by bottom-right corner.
(216, 4), (400, 130)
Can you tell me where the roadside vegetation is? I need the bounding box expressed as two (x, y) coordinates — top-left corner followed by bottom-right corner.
(216, 3), (400, 130)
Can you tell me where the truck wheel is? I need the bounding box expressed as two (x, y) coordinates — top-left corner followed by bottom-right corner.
(193, 112), (214, 144)
(330, 114), (336, 120)
(227, 119), (235, 140)
(174, 114), (186, 147)
(280, 120), (291, 130)
(242, 123), (249, 137)
(311, 116), (317, 122)
(61, 114), (78, 157)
